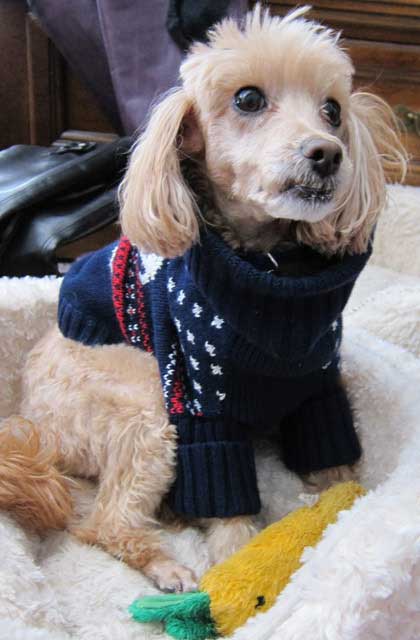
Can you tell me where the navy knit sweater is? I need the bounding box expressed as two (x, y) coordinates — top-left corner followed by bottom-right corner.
(58, 229), (372, 518)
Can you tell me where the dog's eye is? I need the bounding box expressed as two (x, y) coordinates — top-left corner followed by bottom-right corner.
(234, 87), (266, 113)
(321, 98), (341, 127)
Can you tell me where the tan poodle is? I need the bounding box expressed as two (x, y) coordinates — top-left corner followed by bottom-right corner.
(0, 5), (406, 593)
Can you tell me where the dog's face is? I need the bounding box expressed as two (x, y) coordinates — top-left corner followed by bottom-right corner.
(120, 7), (406, 258)
(181, 10), (354, 225)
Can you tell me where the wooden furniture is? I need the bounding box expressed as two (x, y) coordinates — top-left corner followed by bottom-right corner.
(0, 0), (116, 151)
(263, 1), (420, 185)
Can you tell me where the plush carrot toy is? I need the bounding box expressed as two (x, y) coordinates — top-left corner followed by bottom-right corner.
(130, 482), (365, 640)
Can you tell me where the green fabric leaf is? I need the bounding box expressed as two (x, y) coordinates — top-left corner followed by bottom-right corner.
(129, 591), (218, 640)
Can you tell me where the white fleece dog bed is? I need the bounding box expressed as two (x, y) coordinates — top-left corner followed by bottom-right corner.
(1, 185), (420, 640)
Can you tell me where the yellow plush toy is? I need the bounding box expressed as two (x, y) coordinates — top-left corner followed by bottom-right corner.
(130, 482), (365, 639)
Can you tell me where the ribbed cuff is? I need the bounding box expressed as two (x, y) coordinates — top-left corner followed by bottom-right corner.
(58, 297), (111, 345)
(167, 419), (261, 518)
(281, 385), (361, 474)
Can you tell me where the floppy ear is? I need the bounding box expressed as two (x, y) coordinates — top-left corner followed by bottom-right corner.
(119, 88), (203, 257)
(335, 91), (408, 253)
(296, 92), (407, 256)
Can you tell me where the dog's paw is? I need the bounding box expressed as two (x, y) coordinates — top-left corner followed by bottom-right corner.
(143, 557), (198, 593)
(205, 516), (259, 565)
(302, 464), (358, 494)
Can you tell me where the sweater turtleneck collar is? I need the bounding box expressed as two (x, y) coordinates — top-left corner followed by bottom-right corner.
(185, 228), (372, 366)
(187, 228), (372, 300)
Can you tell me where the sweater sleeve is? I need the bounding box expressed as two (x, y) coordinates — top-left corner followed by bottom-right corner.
(166, 417), (262, 518)
(58, 242), (124, 346)
(280, 373), (361, 474)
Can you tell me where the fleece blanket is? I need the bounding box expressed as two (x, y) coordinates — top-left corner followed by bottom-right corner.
(0, 184), (420, 640)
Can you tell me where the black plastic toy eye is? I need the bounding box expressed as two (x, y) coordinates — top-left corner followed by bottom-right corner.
(234, 87), (267, 113)
(321, 98), (341, 127)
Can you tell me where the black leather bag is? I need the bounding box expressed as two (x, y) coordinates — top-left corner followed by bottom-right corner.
(0, 137), (131, 276)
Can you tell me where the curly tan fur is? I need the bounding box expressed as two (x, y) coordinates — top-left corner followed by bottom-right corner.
(0, 416), (73, 534)
(18, 328), (197, 591)
(5, 6), (408, 592)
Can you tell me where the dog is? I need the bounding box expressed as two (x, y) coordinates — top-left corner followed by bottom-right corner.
(0, 5), (406, 594)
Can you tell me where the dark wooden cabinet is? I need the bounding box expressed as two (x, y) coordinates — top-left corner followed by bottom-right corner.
(0, 0), (116, 150)
(263, 1), (420, 185)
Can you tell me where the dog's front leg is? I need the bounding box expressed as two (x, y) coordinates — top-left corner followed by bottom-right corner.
(200, 515), (259, 565)
(280, 372), (362, 495)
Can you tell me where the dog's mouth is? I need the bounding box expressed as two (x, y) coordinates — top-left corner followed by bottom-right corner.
(282, 180), (335, 203)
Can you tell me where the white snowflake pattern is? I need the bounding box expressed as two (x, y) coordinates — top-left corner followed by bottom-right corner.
(162, 343), (177, 400)
(211, 364), (223, 376)
(204, 341), (216, 357)
(189, 356), (200, 371)
(177, 290), (186, 305)
(211, 315), (224, 329)
(216, 390), (226, 401)
(332, 320), (339, 332)
(193, 380), (202, 394)
(174, 317), (182, 331)
(109, 244), (118, 272)
(139, 253), (164, 284)
(167, 277), (176, 292)
(193, 399), (202, 413)
(186, 330), (195, 344)
(192, 303), (203, 318)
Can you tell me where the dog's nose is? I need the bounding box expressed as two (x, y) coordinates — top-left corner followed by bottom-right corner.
(301, 138), (343, 178)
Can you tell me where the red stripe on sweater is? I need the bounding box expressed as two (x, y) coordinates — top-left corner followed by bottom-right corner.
(170, 373), (185, 415)
(111, 237), (132, 342)
(135, 259), (153, 353)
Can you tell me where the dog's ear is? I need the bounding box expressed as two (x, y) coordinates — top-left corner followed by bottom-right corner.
(337, 92), (407, 253)
(119, 88), (203, 257)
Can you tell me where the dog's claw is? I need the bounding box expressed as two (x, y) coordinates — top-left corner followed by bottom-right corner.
(143, 558), (198, 593)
